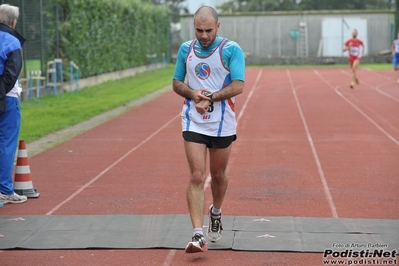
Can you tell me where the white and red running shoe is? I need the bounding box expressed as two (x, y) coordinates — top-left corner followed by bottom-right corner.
(207, 205), (223, 243)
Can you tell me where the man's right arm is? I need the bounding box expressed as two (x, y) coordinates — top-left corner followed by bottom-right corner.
(343, 40), (349, 52)
(173, 79), (195, 99)
(173, 42), (196, 100)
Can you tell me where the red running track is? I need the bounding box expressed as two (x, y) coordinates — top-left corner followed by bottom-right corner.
(1, 67), (398, 266)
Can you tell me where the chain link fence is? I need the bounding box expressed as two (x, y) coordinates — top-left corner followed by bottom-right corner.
(1, 0), (59, 76)
(2, 0), (71, 100)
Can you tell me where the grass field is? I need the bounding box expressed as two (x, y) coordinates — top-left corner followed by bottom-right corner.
(24, 59), (41, 73)
(20, 65), (175, 143)
(361, 63), (392, 70)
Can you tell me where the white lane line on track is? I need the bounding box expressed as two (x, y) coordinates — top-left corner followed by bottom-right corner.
(286, 69), (339, 218)
(203, 69), (264, 190)
(162, 249), (177, 266)
(45, 113), (181, 216)
(339, 70), (399, 103)
(374, 85), (399, 103)
(315, 70), (399, 147)
(237, 69), (264, 123)
(365, 67), (393, 81)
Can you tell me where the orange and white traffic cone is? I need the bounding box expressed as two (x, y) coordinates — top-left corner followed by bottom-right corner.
(13, 140), (40, 198)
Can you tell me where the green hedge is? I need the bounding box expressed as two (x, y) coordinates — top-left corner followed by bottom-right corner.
(54, 0), (170, 77)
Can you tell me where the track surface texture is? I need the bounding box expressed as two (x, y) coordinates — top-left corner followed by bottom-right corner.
(1, 68), (398, 266)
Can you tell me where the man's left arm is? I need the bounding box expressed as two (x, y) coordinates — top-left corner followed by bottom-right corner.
(208, 43), (245, 102)
(211, 80), (244, 102)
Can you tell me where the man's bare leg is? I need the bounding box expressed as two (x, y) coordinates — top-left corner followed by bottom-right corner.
(206, 145), (232, 242)
(352, 59), (361, 86)
(184, 141), (207, 230)
(184, 141), (209, 253)
(209, 145), (232, 210)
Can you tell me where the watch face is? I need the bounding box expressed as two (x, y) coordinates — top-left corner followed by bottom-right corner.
(202, 91), (212, 97)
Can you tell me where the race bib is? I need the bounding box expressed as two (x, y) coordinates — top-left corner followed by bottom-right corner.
(188, 101), (222, 124)
(350, 47), (359, 56)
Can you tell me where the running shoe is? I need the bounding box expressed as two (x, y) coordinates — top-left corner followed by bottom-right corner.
(185, 234), (208, 253)
(0, 192), (27, 204)
(350, 82), (354, 89)
(207, 205), (223, 242)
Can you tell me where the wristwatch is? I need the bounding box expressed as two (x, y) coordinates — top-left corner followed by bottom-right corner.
(202, 91), (213, 100)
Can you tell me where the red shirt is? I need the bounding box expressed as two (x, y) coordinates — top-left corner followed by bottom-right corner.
(345, 39), (363, 57)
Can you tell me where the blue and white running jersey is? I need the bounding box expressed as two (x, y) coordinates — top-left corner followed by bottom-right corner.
(174, 37), (245, 137)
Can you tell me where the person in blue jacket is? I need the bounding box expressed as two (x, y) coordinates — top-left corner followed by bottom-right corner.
(0, 4), (27, 204)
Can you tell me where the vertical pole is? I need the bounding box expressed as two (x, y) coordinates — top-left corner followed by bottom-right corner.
(167, 15), (171, 63)
(76, 69), (79, 91)
(53, 62), (56, 95)
(38, 74), (41, 98)
(278, 16), (281, 56)
(253, 16), (257, 56)
(60, 60), (63, 82)
(234, 17), (237, 41)
(70, 63), (72, 93)
(341, 15), (344, 57)
(29, 73), (32, 100)
(391, 18), (395, 46)
(21, 0), (27, 78)
(296, 16), (299, 56)
(396, 0), (399, 37)
(39, 0), (44, 73)
(189, 17), (193, 39)
(55, 2), (59, 58)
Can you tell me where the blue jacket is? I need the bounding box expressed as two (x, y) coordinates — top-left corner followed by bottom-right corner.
(0, 23), (25, 112)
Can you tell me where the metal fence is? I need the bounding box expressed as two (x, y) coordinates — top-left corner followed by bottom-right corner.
(180, 11), (395, 58)
(1, 0), (56, 76)
(1, 0), (74, 99)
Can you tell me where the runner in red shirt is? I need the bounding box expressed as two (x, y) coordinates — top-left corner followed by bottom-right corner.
(343, 29), (364, 89)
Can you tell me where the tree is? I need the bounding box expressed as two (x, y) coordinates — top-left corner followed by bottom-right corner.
(141, 0), (186, 22)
